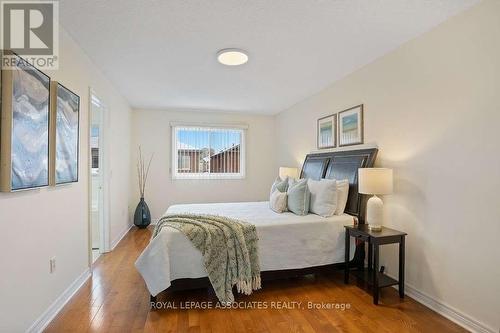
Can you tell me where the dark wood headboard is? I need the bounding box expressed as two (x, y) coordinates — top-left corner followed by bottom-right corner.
(300, 148), (378, 223)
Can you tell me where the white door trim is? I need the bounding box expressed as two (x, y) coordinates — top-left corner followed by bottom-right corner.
(88, 88), (111, 270)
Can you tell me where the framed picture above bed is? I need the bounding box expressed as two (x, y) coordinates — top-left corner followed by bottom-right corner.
(338, 104), (364, 147)
(0, 52), (51, 192)
(49, 82), (80, 185)
(317, 114), (337, 149)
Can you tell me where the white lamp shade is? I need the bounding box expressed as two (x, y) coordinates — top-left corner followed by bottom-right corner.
(279, 167), (299, 180)
(358, 168), (393, 195)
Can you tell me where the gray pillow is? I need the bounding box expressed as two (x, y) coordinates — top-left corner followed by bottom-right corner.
(270, 177), (288, 194)
(287, 178), (310, 215)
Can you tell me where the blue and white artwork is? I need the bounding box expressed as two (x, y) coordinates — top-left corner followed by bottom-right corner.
(55, 84), (80, 184)
(339, 105), (363, 147)
(317, 114), (336, 149)
(10, 58), (51, 190)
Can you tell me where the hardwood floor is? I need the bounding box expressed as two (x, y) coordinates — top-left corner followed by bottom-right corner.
(45, 227), (467, 333)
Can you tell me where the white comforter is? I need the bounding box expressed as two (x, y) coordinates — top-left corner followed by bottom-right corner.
(135, 201), (355, 296)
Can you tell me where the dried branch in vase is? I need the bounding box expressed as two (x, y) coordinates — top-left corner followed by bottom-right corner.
(137, 146), (154, 198)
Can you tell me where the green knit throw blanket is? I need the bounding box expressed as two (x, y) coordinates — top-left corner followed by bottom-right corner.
(153, 214), (261, 304)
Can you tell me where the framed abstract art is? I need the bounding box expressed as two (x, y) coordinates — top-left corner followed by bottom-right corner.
(317, 114), (337, 149)
(338, 104), (364, 147)
(49, 82), (80, 185)
(0, 53), (51, 191)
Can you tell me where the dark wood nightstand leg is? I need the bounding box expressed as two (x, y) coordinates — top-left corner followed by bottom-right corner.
(358, 240), (365, 271)
(367, 240), (373, 271)
(399, 236), (405, 298)
(344, 231), (350, 284)
(373, 243), (379, 305)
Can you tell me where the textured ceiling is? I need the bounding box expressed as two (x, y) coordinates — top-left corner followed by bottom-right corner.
(59, 0), (479, 114)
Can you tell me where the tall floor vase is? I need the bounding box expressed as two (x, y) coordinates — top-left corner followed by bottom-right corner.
(134, 197), (151, 229)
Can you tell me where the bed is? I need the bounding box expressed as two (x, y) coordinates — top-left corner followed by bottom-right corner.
(135, 148), (378, 300)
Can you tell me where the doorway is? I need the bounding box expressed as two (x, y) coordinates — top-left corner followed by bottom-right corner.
(89, 90), (108, 265)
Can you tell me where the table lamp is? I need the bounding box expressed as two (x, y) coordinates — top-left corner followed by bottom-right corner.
(279, 167), (299, 180)
(358, 168), (393, 231)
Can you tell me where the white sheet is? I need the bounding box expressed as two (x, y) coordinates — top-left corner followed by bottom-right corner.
(135, 201), (355, 296)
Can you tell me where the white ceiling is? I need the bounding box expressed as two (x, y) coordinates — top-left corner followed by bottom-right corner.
(60, 0), (479, 114)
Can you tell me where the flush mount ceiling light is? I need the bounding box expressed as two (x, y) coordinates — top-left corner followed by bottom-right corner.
(217, 48), (249, 66)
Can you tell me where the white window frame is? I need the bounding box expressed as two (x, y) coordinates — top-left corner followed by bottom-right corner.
(171, 122), (247, 180)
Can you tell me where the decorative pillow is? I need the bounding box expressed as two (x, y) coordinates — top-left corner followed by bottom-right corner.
(287, 178), (310, 216)
(335, 179), (349, 215)
(308, 179), (337, 217)
(269, 190), (288, 213)
(270, 176), (288, 195)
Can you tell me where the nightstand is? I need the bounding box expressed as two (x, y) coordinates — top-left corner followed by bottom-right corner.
(344, 224), (407, 304)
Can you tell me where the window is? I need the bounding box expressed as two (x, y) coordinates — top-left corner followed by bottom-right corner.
(90, 125), (99, 170)
(91, 148), (99, 169)
(171, 124), (246, 179)
(177, 155), (191, 171)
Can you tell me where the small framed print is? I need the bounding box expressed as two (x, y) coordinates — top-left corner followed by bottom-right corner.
(317, 114), (337, 149)
(338, 104), (364, 147)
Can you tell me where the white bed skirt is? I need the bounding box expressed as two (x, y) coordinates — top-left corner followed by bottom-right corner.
(135, 201), (355, 296)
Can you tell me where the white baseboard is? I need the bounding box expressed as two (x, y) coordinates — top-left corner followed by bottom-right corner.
(27, 268), (91, 333)
(110, 224), (133, 250)
(386, 275), (496, 333)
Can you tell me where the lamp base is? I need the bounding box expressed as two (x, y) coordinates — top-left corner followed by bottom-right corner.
(368, 224), (382, 231)
(366, 195), (383, 228)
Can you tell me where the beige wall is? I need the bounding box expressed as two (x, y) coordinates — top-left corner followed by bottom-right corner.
(0, 29), (132, 332)
(275, 0), (500, 331)
(130, 109), (276, 221)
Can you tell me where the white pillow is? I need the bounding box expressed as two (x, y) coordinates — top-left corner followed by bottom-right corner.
(335, 179), (349, 215)
(269, 190), (288, 213)
(307, 179), (337, 217)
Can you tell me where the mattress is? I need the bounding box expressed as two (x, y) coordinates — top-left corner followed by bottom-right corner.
(135, 201), (355, 296)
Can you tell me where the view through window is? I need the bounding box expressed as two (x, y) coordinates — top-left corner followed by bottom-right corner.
(172, 126), (245, 179)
